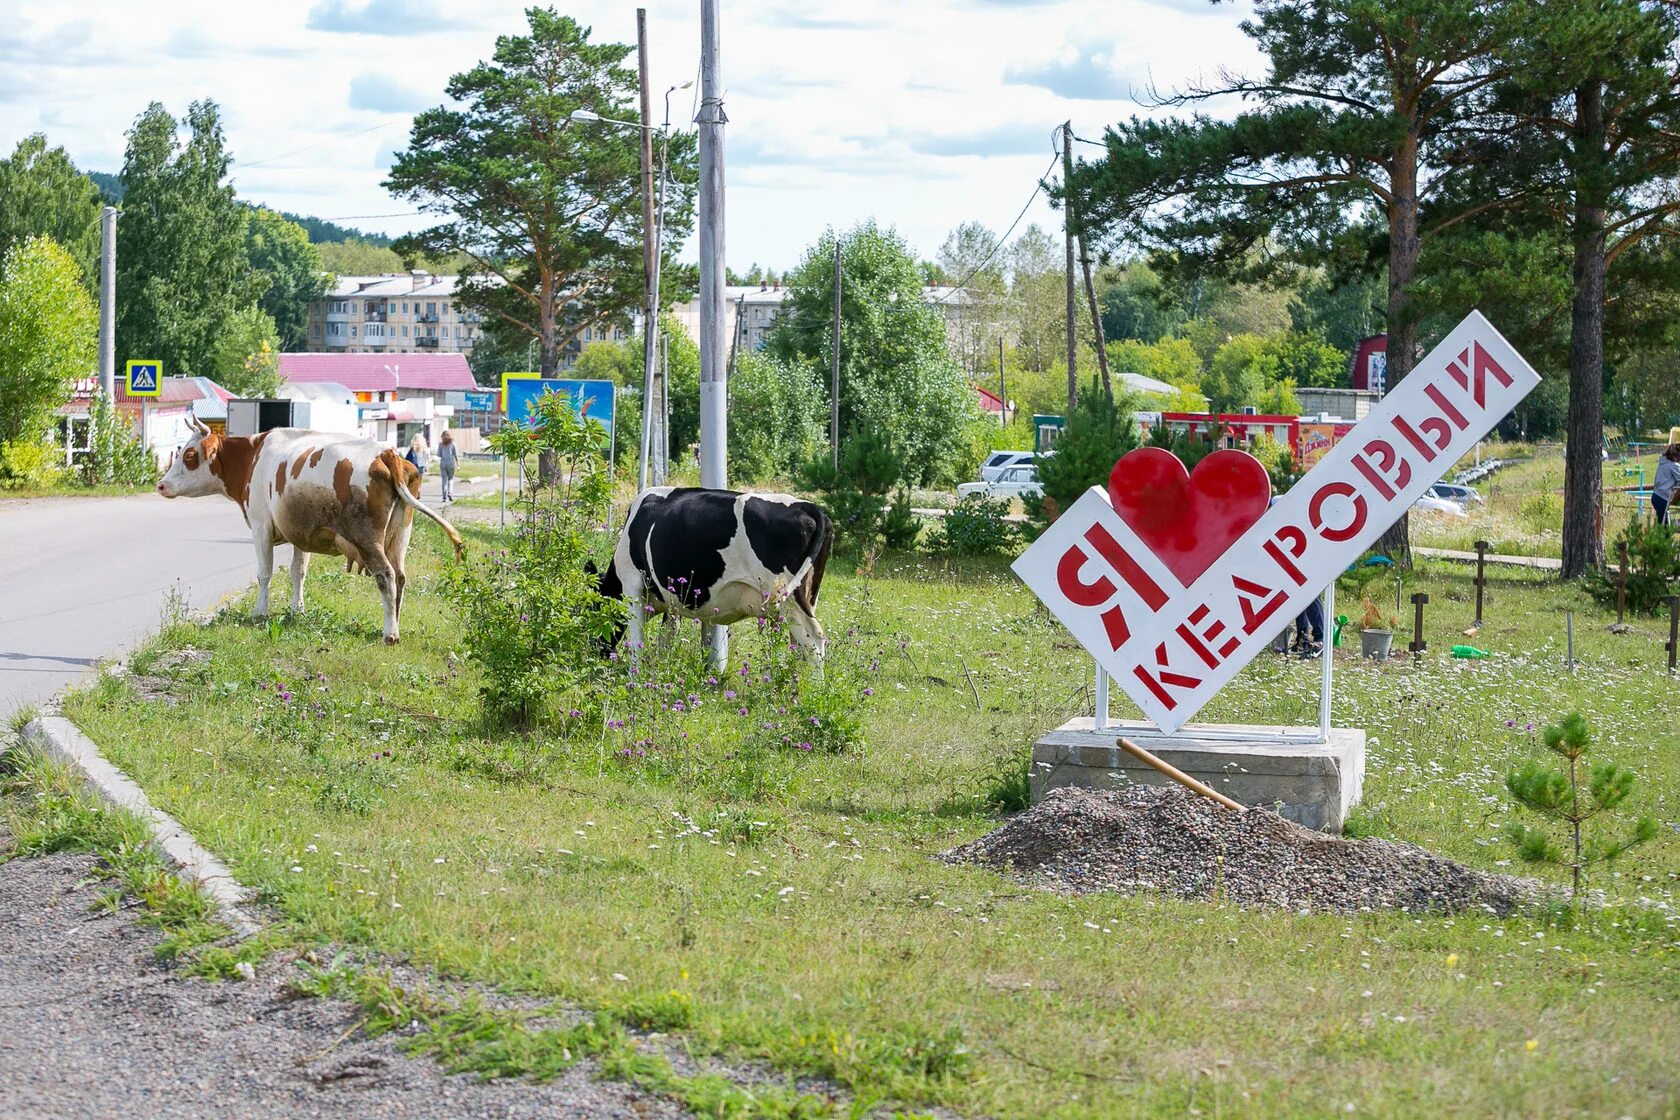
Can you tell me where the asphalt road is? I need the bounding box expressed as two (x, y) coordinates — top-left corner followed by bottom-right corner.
(0, 473), (471, 721)
(0, 492), (257, 720)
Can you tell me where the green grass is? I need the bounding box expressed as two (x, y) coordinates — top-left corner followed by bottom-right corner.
(56, 523), (1680, 1119)
(0, 482), (157, 500)
(1410, 447), (1655, 559)
(0, 751), (238, 964)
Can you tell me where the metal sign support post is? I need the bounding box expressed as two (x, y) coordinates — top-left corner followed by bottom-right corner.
(1092, 585), (1335, 745)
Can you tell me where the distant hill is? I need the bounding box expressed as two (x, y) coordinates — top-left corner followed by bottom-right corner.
(83, 171), (391, 247)
(87, 171), (124, 204)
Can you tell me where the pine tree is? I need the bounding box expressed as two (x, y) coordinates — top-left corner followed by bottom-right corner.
(1505, 711), (1657, 903)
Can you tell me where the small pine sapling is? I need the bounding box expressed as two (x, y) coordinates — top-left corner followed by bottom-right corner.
(1504, 711), (1658, 903)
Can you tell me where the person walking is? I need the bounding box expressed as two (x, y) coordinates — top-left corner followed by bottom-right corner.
(1654, 433), (1680, 526)
(437, 431), (458, 503)
(405, 434), (430, 480)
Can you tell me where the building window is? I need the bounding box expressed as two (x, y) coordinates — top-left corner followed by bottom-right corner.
(350, 326), (357, 337)
(402, 326), (408, 337)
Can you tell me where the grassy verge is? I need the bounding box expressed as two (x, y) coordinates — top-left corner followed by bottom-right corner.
(0, 749), (248, 969)
(59, 523), (1680, 1119)
(0, 482), (158, 501)
(1410, 447), (1654, 559)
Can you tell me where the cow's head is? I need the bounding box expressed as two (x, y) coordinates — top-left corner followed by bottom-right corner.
(583, 557), (628, 656)
(156, 416), (226, 499)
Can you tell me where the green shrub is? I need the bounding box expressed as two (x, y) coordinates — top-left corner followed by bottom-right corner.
(81, 389), (156, 486)
(799, 425), (901, 549)
(728, 352), (826, 483)
(929, 497), (1017, 556)
(0, 438), (66, 489)
(443, 389), (620, 727)
(879, 488), (921, 550)
(1026, 377), (1139, 530)
(1587, 518), (1679, 614)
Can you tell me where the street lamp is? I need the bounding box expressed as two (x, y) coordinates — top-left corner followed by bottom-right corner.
(569, 83), (690, 490)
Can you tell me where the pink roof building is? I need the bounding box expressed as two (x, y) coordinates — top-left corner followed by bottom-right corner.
(278, 353), (479, 395)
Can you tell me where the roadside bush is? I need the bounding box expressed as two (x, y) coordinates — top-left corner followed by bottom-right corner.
(929, 497), (1017, 556)
(1587, 518), (1679, 614)
(0, 438), (66, 489)
(81, 389), (156, 487)
(443, 389), (620, 727)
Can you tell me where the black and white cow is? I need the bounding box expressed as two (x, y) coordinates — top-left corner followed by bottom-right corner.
(590, 487), (833, 663)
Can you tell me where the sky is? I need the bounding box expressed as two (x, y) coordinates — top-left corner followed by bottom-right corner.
(0, 0), (1261, 272)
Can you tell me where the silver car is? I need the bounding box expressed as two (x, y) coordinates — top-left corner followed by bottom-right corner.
(958, 464), (1042, 501)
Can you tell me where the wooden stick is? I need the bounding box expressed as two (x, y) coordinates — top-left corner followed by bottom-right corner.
(1116, 738), (1245, 813)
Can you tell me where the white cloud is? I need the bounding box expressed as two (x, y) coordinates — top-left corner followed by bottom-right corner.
(0, 0), (1261, 269)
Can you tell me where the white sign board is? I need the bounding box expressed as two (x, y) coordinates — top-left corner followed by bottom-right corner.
(1013, 311), (1540, 734)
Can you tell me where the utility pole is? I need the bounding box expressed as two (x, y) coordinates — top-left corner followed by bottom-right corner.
(99, 206), (116, 398)
(1078, 228), (1112, 401)
(635, 8), (659, 492)
(697, 0), (728, 666)
(998, 336), (1006, 428)
(1062, 121), (1077, 411)
(830, 238), (842, 469)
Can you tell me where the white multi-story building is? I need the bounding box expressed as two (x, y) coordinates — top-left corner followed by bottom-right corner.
(306, 271), (484, 356)
(666, 283), (975, 362)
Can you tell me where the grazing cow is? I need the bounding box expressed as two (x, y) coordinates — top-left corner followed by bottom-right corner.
(590, 487), (832, 663)
(157, 418), (463, 643)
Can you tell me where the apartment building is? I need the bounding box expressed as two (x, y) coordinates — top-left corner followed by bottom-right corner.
(666, 283), (974, 361)
(306, 271), (484, 356)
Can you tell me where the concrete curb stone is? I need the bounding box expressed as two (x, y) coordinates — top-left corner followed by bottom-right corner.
(21, 714), (261, 940)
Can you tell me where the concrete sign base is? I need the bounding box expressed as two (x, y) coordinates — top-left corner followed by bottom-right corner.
(1030, 718), (1366, 832)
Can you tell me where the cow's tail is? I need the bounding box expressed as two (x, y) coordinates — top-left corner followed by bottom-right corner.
(791, 506), (833, 609)
(388, 461), (465, 559)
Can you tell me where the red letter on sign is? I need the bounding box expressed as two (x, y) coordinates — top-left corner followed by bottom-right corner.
(1350, 437), (1411, 501)
(1309, 480), (1368, 543)
(1056, 543), (1114, 607)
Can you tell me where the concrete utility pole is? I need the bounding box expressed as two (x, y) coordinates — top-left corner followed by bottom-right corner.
(1062, 122), (1077, 410)
(998, 336), (1006, 428)
(635, 8), (659, 492)
(99, 206), (116, 398)
(697, 0), (729, 665)
(1078, 228), (1112, 401)
(830, 238), (842, 468)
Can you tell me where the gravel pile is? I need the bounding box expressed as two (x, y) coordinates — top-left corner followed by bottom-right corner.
(942, 785), (1538, 914)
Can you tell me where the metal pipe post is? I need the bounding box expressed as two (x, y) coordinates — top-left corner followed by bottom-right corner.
(1319, 584), (1335, 740)
(635, 9), (658, 492)
(1093, 664), (1108, 731)
(99, 206), (116, 398)
(697, 0), (728, 666)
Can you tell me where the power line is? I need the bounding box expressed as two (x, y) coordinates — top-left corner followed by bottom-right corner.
(310, 210), (425, 221)
(232, 120), (402, 170)
(933, 148), (1061, 303)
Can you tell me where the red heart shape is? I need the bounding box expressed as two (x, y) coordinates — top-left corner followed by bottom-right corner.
(1108, 447), (1272, 586)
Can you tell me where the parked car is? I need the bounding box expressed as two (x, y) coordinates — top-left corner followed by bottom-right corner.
(979, 450), (1035, 482)
(1412, 493), (1468, 517)
(958, 464), (1042, 501)
(1429, 482), (1483, 506)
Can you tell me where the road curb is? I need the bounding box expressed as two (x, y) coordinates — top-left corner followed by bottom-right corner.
(21, 715), (262, 940)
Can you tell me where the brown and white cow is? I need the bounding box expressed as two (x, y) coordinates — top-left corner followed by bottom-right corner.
(157, 419), (463, 643)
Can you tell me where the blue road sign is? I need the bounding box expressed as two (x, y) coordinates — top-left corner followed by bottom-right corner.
(462, 391), (497, 412)
(126, 360), (162, 397)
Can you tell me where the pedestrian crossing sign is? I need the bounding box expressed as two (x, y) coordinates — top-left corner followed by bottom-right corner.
(126, 360), (162, 397)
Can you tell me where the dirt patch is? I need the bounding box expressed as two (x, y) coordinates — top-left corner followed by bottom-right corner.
(941, 785), (1539, 914)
